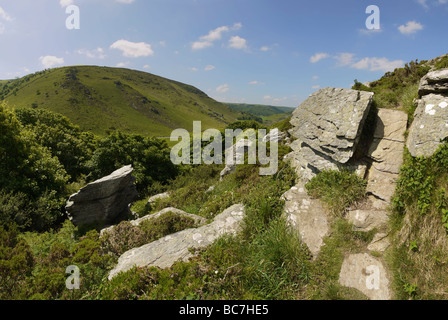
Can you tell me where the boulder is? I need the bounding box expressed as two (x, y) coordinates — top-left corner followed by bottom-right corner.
(407, 93), (448, 157)
(281, 183), (330, 258)
(66, 165), (139, 229)
(418, 68), (448, 96)
(108, 204), (245, 279)
(146, 192), (170, 209)
(287, 87), (373, 180)
(346, 210), (389, 232)
(339, 253), (391, 300)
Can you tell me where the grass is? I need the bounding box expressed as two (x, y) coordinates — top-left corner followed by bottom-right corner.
(305, 170), (367, 217)
(0, 66), (242, 137)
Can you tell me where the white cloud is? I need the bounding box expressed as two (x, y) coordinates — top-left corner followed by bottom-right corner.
(59, 0), (74, 8)
(310, 52), (330, 63)
(351, 57), (404, 72)
(312, 75), (319, 81)
(229, 36), (248, 50)
(191, 23), (242, 50)
(116, 0), (135, 3)
(116, 61), (130, 67)
(0, 6), (12, 21)
(260, 46), (270, 52)
(189, 67), (199, 72)
(216, 84), (229, 93)
(248, 80), (265, 85)
(398, 21), (424, 35)
(143, 64), (150, 69)
(77, 47), (106, 59)
(40, 56), (64, 68)
(417, 0), (428, 8)
(334, 52), (356, 66)
(110, 39), (154, 58)
(204, 65), (215, 71)
(312, 85), (321, 89)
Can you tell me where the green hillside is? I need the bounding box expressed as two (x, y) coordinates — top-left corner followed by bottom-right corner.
(0, 66), (242, 137)
(225, 102), (294, 117)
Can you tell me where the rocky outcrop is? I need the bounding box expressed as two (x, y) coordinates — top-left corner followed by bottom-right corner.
(108, 204), (245, 279)
(407, 68), (448, 157)
(66, 165), (139, 229)
(339, 253), (391, 300)
(418, 68), (448, 96)
(286, 87), (374, 180)
(281, 183), (330, 258)
(262, 128), (286, 142)
(100, 207), (207, 237)
(366, 109), (407, 202)
(146, 192), (170, 209)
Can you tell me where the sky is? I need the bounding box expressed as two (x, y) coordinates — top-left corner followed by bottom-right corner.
(0, 0), (447, 108)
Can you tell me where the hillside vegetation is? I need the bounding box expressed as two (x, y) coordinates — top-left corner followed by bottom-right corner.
(0, 66), (242, 137)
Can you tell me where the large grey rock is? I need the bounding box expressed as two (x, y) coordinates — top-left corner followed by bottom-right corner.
(108, 204), (245, 279)
(146, 192), (170, 209)
(286, 87), (373, 180)
(407, 93), (448, 157)
(346, 210), (389, 232)
(281, 183), (330, 258)
(289, 87), (374, 164)
(366, 109), (407, 202)
(339, 253), (391, 300)
(66, 165), (139, 229)
(418, 68), (448, 96)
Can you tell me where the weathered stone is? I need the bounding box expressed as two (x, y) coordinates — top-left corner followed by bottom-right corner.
(366, 109), (407, 202)
(262, 128), (286, 143)
(289, 87), (374, 164)
(407, 93), (448, 157)
(281, 183), (330, 258)
(367, 233), (390, 252)
(100, 207), (207, 237)
(66, 165), (139, 229)
(418, 68), (448, 96)
(146, 192), (170, 208)
(339, 253), (391, 300)
(108, 204), (245, 279)
(220, 139), (253, 180)
(346, 210), (389, 232)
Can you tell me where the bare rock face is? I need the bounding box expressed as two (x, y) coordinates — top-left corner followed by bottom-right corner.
(281, 183), (330, 258)
(407, 93), (448, 157)
(66, 165), (139, 229)
(287, 87), (373, 180)
(108, 204), (245, 280)
(339, 253), (391, 300)
(366, 109), (407, 202)
(418, 68), (448, 96)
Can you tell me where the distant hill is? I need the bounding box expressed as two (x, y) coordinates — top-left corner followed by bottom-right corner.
(0, 66), (242, 136)
(224, 103), (294, 117)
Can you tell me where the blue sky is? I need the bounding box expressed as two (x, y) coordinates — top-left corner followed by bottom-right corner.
(0, 0), (447, 107)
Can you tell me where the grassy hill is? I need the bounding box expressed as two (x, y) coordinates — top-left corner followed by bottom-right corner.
(0, 66), (242, 137)
(225, 102), (294, 125)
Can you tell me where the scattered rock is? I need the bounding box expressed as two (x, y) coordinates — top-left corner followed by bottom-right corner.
(146, 192), (170, 209)
(108, 204), (245, 279)
(66, 165), (139, 229)
(220, 139), (253, 180)
(367, 233), (390, 252)
(339, 253), (391, 300)
(407, 93), (448, 157)
(346, 210), (389, 232)
(281, 183), (330, 258)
